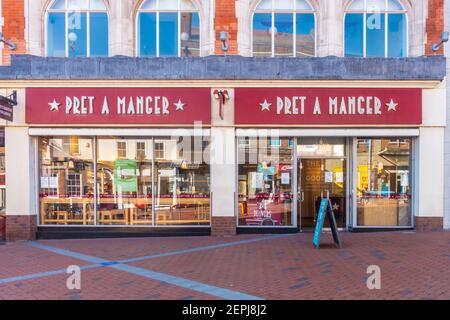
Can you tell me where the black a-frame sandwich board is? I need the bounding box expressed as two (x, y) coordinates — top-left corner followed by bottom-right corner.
(312, 198), (342, 248)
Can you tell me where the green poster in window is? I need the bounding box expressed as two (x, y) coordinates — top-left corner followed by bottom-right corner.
(114, 159), (138, 193)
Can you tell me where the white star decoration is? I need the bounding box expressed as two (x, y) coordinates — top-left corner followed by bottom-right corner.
(332, 203), (340, 211)
(386, 99), (398, 112)
(174, 99), (185, 111)
(48, 99), (60, 112)
(260, 99), (271, 111)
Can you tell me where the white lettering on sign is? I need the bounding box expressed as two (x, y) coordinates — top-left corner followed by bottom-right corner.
(65, 96), (95, 115)
(50, 95), (184, 116)
(260, 96), (389, 116)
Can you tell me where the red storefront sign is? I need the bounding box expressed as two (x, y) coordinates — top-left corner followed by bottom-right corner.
(235, 88), (422, 125)
(26, 88), (211, 125)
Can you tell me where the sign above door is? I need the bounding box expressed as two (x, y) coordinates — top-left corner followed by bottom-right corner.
(235, 88), (422, 125)
(25, 88), (211, 125)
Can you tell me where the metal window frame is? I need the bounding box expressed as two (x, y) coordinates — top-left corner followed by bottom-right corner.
(45, 0), (109, 58)
(136, 0), (201, 57)
(343, 0), (409, 58)
(251, 0), (317, 58)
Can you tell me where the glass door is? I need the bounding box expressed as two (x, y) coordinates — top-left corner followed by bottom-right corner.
(297, 138), (347, 230)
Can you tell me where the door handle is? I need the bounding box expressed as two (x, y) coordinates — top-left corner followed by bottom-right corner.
(297, 191), (304, 202)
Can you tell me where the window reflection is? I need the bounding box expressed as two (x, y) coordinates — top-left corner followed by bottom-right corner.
(138, 0), (200, 57)
(39, 137), (95, 225)
(155, 137), (210, 225)
(238, 138), (294, 226)
(356, 138), (412, 226)
(345, 0), (407, 57)
(47, 0), (108, 57)
(97, 138), (153, 225)
(252, 0), (315, 57)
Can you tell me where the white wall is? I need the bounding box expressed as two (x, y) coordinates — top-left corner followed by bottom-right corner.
(444, 0), (450, 229)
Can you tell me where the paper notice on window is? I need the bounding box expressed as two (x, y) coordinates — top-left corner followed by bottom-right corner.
(40, 177), (49, 188)
(335, 172), (344, 183)
(325, 172), (333, 183)
(251, 172), (264, 189)
(281, 172), (290, 185)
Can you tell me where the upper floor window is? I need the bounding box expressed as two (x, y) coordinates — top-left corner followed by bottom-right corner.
(47, 0), (109, 57)
(137, 0), (200, 57)
(252, 0), (315, 57)
(344, 0), (407, 57)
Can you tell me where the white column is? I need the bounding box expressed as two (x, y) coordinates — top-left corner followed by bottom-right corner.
(109, 0), (134, 56)
(317, 0), (344, 57)
(5, 126), (35, 218)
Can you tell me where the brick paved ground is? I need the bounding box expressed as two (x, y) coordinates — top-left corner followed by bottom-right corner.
(0, 231), (449, 300)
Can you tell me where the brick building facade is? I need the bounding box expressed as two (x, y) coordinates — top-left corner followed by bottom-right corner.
(0, 0), (447, 241)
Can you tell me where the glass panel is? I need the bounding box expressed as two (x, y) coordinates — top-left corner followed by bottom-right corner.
(297, 137), (346, 157)
(97, 138), (153, 225)
(296, 13), (315, 57)
(90, 0), (107, 10)
(274, 0), (294, 10)
(388, 0), (404, 10)
(274, 13), (293, 57)
(181, 0), (196, 10)
(366, 12), (385, 57)
(295, 0), (313, 10)
(367, 0), (385, 11)
(154, 137), (211, 226)
(68, 12), (87, 57)
(159, 12), (178, 56)
(238, 137), (294, 226)
(50, 0), (65, 10)
(347, 0), (364, 11)
(255, 0), (272, 11)
(356, 138), (412, 226)
(47, 12), (66, 57)
(158, 0), (179, 10)
(67, 0), (89, 10)
(180, 12), (200, 57)
(388, 13), (406, 57)
(138, 12), (157, 56)
(141, 0), (157, 10)
(253, 13), (272, 56)
(90, 13), (108, 56)
(39, 137), (95, 225)
(344, 13), (363, 57)
(300, 158), (346, 229)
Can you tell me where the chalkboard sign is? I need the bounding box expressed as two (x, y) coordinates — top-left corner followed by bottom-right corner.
(312, 198), (341, 248)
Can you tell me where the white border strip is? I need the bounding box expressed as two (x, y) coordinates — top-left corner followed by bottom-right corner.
(29, 128), (211, 136)
(236, 128), (420, 137)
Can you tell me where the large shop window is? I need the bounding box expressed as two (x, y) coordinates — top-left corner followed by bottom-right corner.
(355, 138), (412, 227)
(47, 0), (109, 57)
(252, 0), (315, 57)
(39, 136), (211, 226)
(238, 137), (294, 226)
(138, 0), (200, 57)
(344, 0), (407, 57)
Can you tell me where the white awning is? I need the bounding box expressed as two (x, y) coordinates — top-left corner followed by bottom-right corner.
(28, 128), (210, 137)
(235, 128), (420, 137)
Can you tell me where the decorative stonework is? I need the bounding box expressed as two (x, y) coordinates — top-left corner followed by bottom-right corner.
(6, 215), (37, 241)
(415, 217), (443, 232)
(211, 217), (236, 236)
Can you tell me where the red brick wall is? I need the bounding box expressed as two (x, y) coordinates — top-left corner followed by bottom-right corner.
(211, 217), (236, 236)
(214, 0), (238, 55)
(425, 0), (444, 55)
(6, 215), (37, 241)
(1, 0), (26, 65)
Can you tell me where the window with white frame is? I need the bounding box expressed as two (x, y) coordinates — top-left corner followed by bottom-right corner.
(46, 0), (109, 57)
(137, 0), (200, 57)
(344, 0), (407, 57)
(252, 0), (315, 57)
(117, 141), (127, 159)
